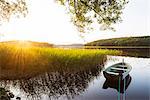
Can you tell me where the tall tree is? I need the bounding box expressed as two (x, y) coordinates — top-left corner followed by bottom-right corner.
(0, 0), (128, 32)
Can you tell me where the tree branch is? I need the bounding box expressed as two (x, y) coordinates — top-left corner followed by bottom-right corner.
(80, 0), (104, 19)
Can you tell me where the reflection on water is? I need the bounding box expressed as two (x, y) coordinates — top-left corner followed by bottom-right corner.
(121, 49), (150, 58)
(73, 56), (149, 100)
(0, 55), (150, 100)
(1, 67), (102, 100)
(103, 74), (132, 93)
(0, 56), (106, 100)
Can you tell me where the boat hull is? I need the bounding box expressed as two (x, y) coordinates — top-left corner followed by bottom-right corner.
(103, 71), (123, 80)
(103, 62), (131, 80)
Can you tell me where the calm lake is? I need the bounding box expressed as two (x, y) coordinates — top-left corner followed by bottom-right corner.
(0, 54), (150, 100)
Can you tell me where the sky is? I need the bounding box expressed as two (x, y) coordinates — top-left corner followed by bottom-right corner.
(0, 0), (149, 44)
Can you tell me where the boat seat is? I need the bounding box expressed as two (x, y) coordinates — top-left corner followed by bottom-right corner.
(116, 66), (128, 69)
(106, 71), (119, 75)
(110, 69), (125, 73)
(111, 67), (127, 71)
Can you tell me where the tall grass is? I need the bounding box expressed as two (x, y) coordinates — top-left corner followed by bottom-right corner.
(0, 44), (121, 79)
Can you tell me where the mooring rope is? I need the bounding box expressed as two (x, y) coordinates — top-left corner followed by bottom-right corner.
(118, 77), (121, 100)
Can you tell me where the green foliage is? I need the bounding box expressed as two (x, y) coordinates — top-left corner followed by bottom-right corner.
(85, 36), (150, 46)
(56, 0), (129, 32)
(0, 0), (128, 32)
(0, 0), (28, 23)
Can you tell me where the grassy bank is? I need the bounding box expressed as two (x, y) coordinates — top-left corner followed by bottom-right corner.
(0, 43), (121, 79)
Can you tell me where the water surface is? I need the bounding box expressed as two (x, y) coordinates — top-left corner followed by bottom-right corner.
(0, 56), (150, 100)
(73, 56), (150, 100)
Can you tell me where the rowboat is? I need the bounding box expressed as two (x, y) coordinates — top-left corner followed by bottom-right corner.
(103, 62), (132, 80)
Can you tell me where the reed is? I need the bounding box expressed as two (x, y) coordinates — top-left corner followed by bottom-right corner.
(0, 44), (121, 79)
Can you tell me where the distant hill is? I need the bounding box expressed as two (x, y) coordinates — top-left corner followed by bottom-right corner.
(85, 36), (150, 46)
(0, 40), (54, 47)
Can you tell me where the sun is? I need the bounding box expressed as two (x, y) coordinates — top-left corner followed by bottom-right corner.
(0, 0), (85, 45)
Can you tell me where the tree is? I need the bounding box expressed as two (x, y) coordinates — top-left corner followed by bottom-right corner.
(0, 0), (128, 32)
(0, 0), (27, 23)
(56, 0), (128, 32)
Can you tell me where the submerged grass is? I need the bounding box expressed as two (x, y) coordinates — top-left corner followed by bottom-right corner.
(0, 44), (121, 79)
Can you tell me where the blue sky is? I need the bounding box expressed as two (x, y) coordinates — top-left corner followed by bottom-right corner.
(0, 0), (149, 44)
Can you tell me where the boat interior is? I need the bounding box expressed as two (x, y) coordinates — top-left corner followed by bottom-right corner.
(108, 64), (128, 74)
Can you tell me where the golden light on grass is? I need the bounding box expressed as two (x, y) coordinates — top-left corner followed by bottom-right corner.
(0, 42), (122, 79)
(15, 40), (32, 48)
